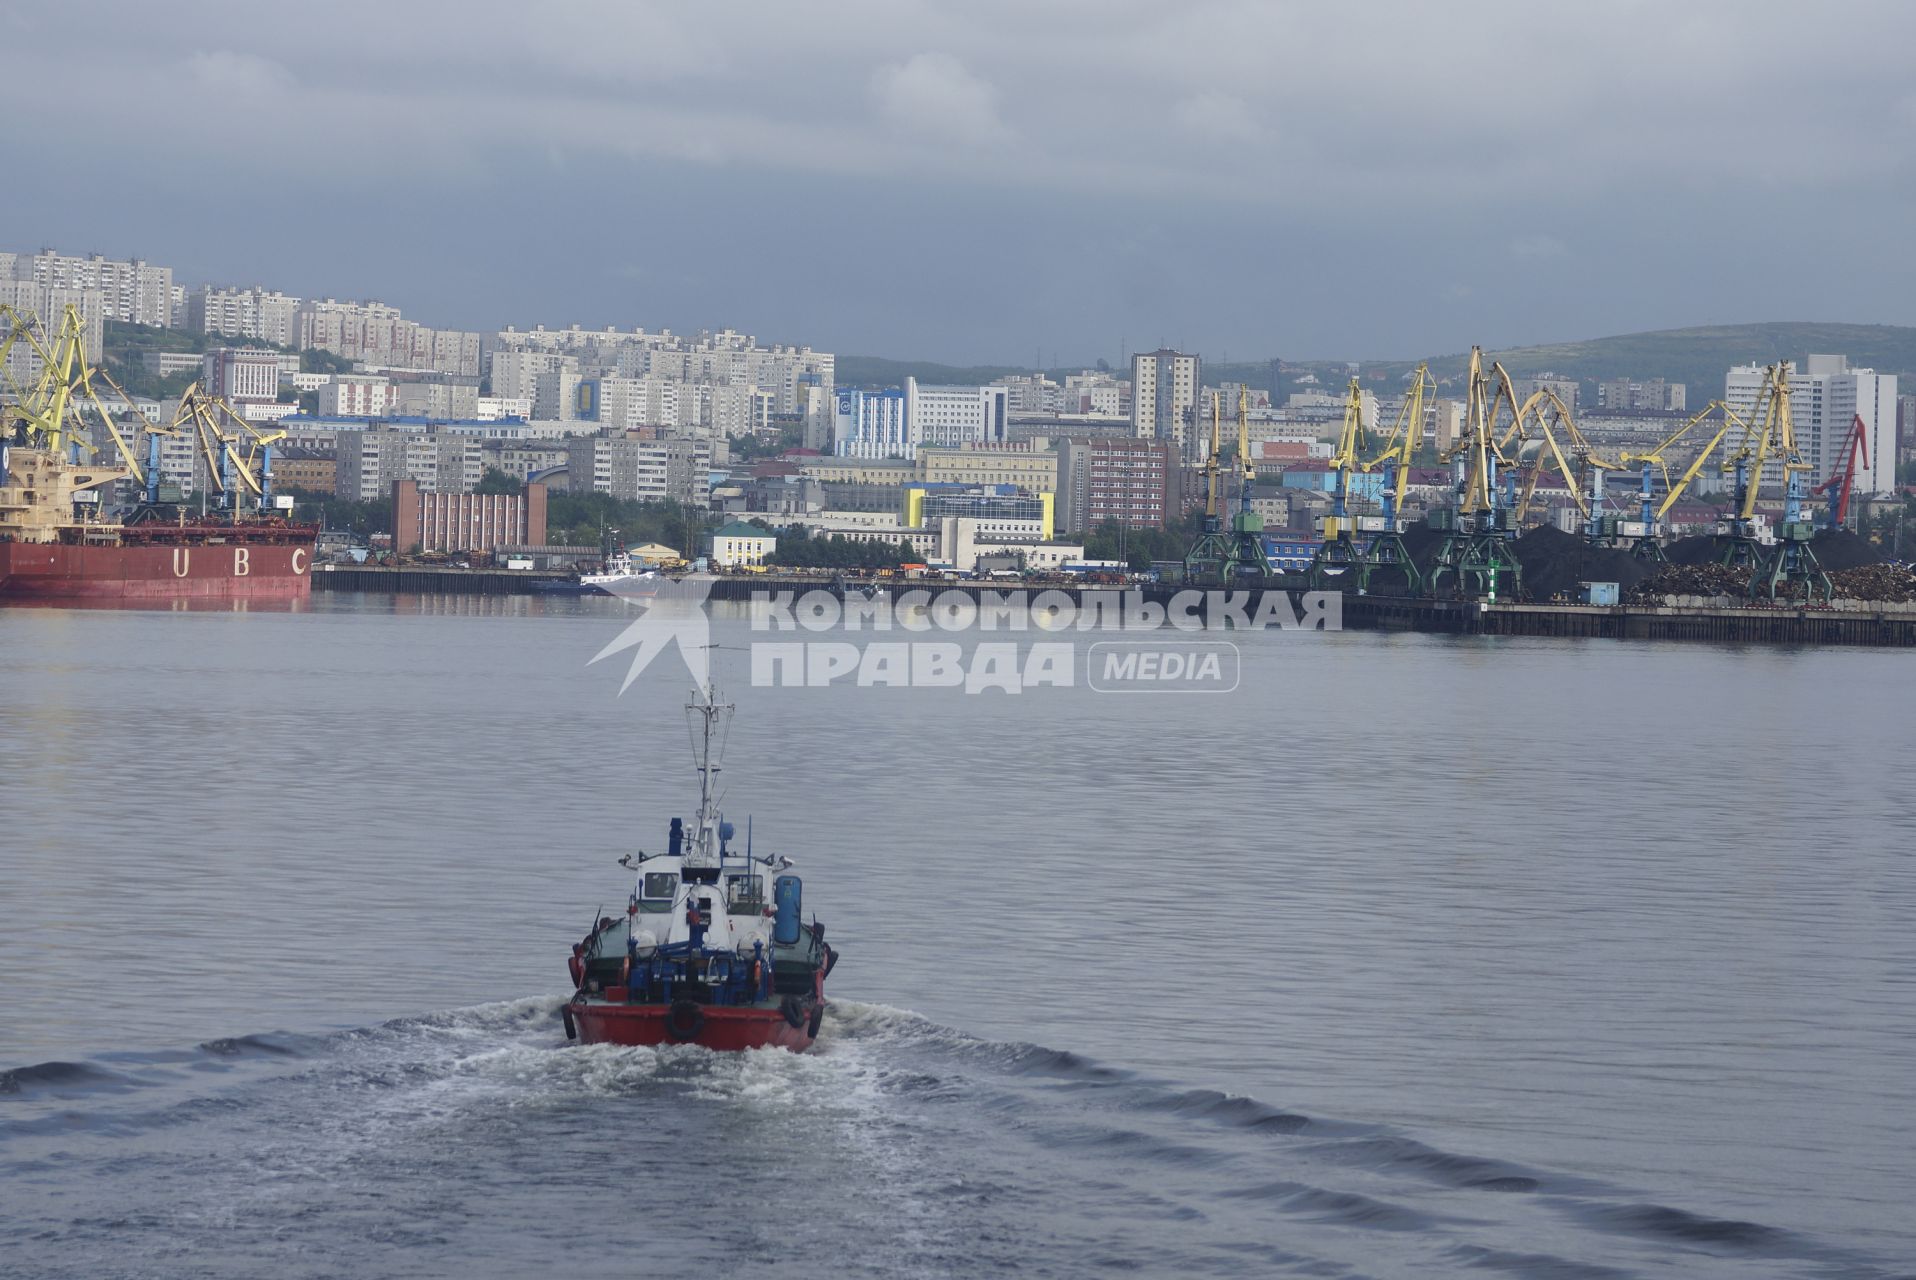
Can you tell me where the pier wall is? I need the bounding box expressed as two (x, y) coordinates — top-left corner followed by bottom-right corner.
(313, 567), (1916, 647)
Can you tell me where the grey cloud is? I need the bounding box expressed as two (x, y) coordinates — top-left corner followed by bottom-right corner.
(1, 0), (1911, 362)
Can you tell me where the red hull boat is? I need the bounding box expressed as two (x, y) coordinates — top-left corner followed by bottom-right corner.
(0, 532), (316, 600)
(567, 994), (821, 1052)
(562, 682), (837, 1054)
(1, 436), (316, 602)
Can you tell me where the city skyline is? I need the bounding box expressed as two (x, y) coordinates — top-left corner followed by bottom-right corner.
(4, 1), (1914, 365)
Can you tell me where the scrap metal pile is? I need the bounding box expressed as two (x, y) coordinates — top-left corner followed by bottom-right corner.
(1626, 564), (1751, 603)
(1829, 563), (1916, 603)
(1628, 559), (1915, 605)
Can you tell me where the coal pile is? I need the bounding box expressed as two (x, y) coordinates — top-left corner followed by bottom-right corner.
(1663, 536), (1719, 565)
(1811, 529), (1884, 571)
(1398, 520), (1447, 574)
(1627, 563), (1748, 603)
(1513, 526), (1655, 602)
(1830, 563), (1916, 602)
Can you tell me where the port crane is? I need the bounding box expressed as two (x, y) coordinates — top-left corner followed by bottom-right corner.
(1361, 363), (1431, 594)
(0, 303), (168, 501)
(1183, 388), (1266, 582)
(1811, 414), (1868, 533)
(170, 383), (288, 512)
(1306, 378), (1374, 589)
(1719, 363), (1829, 602)
(1506, 388), (1613, 531)
(1614, 401), (1744, 560)
(1183, 392), (1230, 580)
(3, 304), (288, 515)
(1428, 349), (1525, 600)
(1307, 367), (1429, 593)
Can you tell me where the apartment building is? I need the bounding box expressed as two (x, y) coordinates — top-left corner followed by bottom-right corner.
(1131, 349), (1201, 461)
(188, 286), (299, 346)
(564, 435), (710, 504)
(334, 428), (482, 500)
(5, 250), (172, 326)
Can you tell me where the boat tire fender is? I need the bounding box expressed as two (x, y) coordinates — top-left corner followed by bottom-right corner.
(807, 1002), (824, 1039)
(822, 945), (838, 978)
(561, 1003), (577, 1041)
(667, 1000), (705, 1041)
(780, 996), (806, 1029)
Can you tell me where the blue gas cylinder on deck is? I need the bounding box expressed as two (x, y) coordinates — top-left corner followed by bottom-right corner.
(774, 875), (802, 945)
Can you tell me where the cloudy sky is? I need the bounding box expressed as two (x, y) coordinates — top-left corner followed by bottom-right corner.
(3, 1), (1912, 364)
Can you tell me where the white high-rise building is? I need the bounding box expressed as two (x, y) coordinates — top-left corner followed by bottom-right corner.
(320, 375), (394, 419)
(189, 286), (299, 346)
(1724, 356), (1897, 497)
(905, 378), (1009, 449)
(1131, 349), (1201, 460)
(9, 251), (173, 326)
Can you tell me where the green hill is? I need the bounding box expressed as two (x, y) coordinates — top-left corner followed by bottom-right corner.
(833, 355), (1040, 389)
(844, 323), (1916, 401)
(1337, 323), (1916, 397)
(1199, 324), (1916, 398)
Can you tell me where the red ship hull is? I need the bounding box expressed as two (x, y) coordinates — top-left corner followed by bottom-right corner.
(0, 540), (315, 600)
(568, 994), (820, 1053)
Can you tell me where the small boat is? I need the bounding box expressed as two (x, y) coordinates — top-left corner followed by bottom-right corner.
(533, 552), (663, 596)
(562, 683), (837, 1052)
(580, 551), (660, 595)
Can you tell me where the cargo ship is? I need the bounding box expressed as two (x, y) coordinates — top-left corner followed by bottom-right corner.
(562, 683), (838, 1052)
(0, 440), (318, 601)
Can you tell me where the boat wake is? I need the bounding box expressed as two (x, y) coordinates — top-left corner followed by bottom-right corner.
(2, 998), (1905, 1280)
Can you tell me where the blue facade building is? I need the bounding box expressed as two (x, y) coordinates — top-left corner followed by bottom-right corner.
(833, 388), (909, 459)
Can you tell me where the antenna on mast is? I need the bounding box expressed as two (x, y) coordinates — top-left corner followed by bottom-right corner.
(684, 674), (734, 868)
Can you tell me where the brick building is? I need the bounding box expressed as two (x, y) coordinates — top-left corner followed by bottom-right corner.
(392, 479), (548, 554)
(1056, 436), (1178, 532)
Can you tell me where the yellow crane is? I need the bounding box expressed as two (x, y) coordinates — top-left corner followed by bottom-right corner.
(1508, 389), (1620, 526)
(1310, 363), (1429, 594)
(1620, 402), (1744, 524)
(1204, 391), (1223, 522)
(0, 303), (156, 483)
(1429, 349), (1524, 599)
(1717, 364), (1827, 600)
(1306, 379), (1377, 589)
(1182, 386), (1266, 582)
(170, 382), (289, 507)
(1364, 362), (1430, 531)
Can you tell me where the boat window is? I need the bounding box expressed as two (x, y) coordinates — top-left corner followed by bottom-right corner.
(726, 874), (765, 912)
(639, 872), (678, 912)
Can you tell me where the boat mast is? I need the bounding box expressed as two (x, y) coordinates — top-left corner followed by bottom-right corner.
(686, 677), (733, 867)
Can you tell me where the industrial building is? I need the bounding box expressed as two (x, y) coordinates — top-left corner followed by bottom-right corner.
(392, 479), (549, 555)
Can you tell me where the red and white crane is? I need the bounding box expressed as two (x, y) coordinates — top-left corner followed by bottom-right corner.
(1812, 414), (1869, 532)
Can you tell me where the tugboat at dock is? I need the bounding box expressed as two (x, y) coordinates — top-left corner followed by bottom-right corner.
(562, 683), (837, 1052)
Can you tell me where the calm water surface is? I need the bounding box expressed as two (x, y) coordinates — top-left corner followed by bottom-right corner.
(2, 593), (1912, 1278)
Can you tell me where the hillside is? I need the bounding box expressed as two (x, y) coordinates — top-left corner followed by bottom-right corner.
(844, 323), (1916, 399)
(1339, 323), (1916, 395)
(833, 355), (1049, 388)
